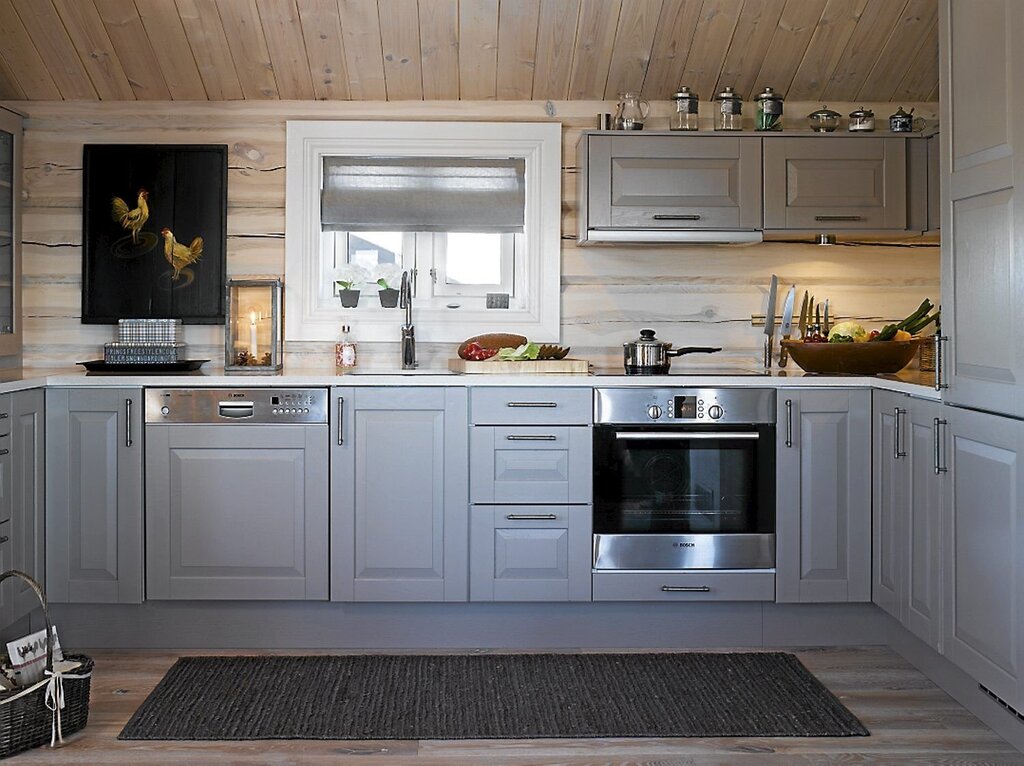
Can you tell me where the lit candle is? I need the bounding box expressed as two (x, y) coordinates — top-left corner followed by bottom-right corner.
(248, 311), (258, 357)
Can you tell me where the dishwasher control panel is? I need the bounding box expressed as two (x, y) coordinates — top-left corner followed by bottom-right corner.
(145, 388), (329, 424)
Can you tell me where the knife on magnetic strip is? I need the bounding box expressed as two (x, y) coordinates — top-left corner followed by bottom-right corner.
(778, 285), (796, 367)
(763, 275), (778, 369)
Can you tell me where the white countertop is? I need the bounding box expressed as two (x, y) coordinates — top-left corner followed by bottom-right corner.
(3, 364), (941, 400)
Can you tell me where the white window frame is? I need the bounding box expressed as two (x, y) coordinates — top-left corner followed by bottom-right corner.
(285, 121), (562, 343)
(430, 231), (517, 298)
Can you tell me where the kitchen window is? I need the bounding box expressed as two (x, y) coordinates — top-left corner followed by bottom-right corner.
(285, 121), (561, 343)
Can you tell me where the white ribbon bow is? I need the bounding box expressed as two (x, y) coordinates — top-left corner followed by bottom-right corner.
(43, 670), (65, 747)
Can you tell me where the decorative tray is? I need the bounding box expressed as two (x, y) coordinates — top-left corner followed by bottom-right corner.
(77, 359), (209, 373)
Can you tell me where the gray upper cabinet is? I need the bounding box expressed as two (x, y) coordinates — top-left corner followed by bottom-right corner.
(940, 0), (1024, 417)
(45, 388), (143, 604)
(10, 389), (44, 621)
(578, 133), (762, 238)
(0, 108), (22, 367)
(943, 404), (1023, 709)
(331, 387), (469, 602)
(763, 137), (908, 231)
(776, 389), (871, 603)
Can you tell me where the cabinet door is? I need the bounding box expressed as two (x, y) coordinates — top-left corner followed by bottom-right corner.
(10, 389), (44, 621)
(331, 387), (469, 602)
(776, 389), (871, 603)
(872, 391), (906, 620)
(470, 505), (591, 602)
(587, 135), (762, 229)
(146, 424), (328, 600)
(763, 137), (908, 230)
(904, 398), (944, 652)
(940, 0), (1024, 416)
(944, 405), (1023, 708)
(45, 388), (143, 604)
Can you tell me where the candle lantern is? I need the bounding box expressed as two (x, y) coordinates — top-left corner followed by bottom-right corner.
(225, 277), (283, 373)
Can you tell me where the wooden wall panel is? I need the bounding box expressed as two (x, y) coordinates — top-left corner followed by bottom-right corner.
(378, 0), (423, 101)
(176, 0), (245, 101)
(215, 0), (279, 99)
(0, 0), (61, 100)
(531, 0), (580, 100)
(753, 0), (828, 97)
(50, 0), (135, 100)
(10, 0), (98, 100)
(641, 0), (703, 100)
(857, 0), (937, 102)
(567, 0), (621, 100)
(17, 100), (939, 371)
(603, 0), (662, 100)
(458, 0), (499, 100)
(419, 0), (460, 100)
(495, 0), (540, 100)
(132, 0), (207, 100)
(676, 0), (744, 102)
(787, 0), (869, 102)
(255, 0), (316, 100)
(295, 0), (350, 101)
(337, 0), (387, 100)
(717, 0), (786, 100)
(824, 0), (910, 101)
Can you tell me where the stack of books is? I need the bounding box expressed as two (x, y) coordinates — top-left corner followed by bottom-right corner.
(104, 319), (187, 364)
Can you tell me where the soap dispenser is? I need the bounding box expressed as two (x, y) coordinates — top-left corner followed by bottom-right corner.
(335, 324), (357, 370)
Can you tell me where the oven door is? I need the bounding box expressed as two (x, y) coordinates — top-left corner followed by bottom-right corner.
(592, 424), (775, 569)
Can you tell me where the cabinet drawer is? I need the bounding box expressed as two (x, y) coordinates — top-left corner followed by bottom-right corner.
(470, 505), (592, 602)
(470, 388), (592, 425)
(471, 426), (591, 504)
(592, 570), (775, 601)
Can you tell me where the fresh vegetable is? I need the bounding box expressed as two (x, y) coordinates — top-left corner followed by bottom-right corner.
(827, 321), (867, 342)
(460, 342), (499, 361)
(828, 334), (854, 343)
(871, 299), (934, 341)
(497, 342), (541, 361)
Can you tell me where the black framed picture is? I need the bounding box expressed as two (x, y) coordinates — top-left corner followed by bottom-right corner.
(82, 144), (227, 324)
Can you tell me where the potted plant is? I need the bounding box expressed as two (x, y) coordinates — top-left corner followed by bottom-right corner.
(335, 264), (369, 308)
(374, 264), (404, 308)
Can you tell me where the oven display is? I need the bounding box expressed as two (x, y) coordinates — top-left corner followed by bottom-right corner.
(672, 396), (698, 419)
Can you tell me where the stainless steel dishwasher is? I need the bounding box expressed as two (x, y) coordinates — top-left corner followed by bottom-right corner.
(144, 388), (329, 600)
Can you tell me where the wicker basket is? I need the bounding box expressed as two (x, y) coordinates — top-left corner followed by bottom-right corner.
(0, 571), (92, 758)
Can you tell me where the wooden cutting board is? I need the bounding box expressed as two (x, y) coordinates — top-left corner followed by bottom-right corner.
(448, 358), (590, 374)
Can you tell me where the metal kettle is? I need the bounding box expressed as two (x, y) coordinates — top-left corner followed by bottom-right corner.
(622, 329), (721, 375)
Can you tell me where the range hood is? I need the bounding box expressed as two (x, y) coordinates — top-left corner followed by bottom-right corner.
(581, 229), (764, 245)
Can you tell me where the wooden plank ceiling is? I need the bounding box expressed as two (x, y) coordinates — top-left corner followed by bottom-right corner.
(0, 0), (938, 102)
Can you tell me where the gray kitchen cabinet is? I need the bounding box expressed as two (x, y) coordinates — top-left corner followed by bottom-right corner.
(0, 522), (11, 628)
(943, 404), (1024, 709)
(470, 387), (592, 426)
(592, 570), (776, 602)
(10, 389), (44, 622)
(0, 107), (22, 368)
(940, 0), (1024, 417)
(45, 388), (143, 604)
(470, 426), (591, 504)
(872, 390), (905, 620)
(927, 133), (940, 233)
(146, 424), (329, 600)
(577, 133), (762, 239)
(763, 137), (908, 231)
(331, 387), (469, 602)
(470, 505), (591, 602)
(776, 389), (871, 603)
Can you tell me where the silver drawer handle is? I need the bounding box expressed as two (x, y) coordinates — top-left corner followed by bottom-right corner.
(506, 435), (557, 441)
(814, 215), (863, 221)
(933, 417), (948, 475)
(615, 432), (758, 441)
(506, 401), (557, 408)
(652, 214), (701, 220)
(661, 585), (711, 593)
(505, 514), (558, 521)
(785, 399), (793, 448)
(337, 396), (345, 445)
(125, 398), (133, 447)
(894, 407), (907, 459)
(934, 334), (949, 391)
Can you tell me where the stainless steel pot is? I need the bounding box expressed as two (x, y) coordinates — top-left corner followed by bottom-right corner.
(622, 329), (721, 375)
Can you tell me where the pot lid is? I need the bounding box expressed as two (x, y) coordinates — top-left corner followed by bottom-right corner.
(756, 86), (783, 102)
(808, 104), (841, 119)
(889, 105), (914, 118)
(715, 86), (741, 101)
(849, 106), (874, 118)
(671, 85), (698, 100)
(624, 328), (671, 348)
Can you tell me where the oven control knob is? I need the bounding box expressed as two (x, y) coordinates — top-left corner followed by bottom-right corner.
(647, 404), (663, 420)
(708, 405), (724, 420)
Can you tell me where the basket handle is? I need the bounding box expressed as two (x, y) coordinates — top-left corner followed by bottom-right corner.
(0, 571), (53, 673)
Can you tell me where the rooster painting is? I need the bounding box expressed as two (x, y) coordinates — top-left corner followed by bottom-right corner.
(110, 189), (149, 244)
(160, 228), (204, 281)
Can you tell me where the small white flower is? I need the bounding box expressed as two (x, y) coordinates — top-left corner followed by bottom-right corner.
(373, 263), (404, 291)
(335, 264), (370, 290)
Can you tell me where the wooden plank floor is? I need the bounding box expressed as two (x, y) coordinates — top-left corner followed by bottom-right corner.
(12, 647), (1024, 765)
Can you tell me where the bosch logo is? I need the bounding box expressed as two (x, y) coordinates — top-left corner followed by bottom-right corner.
(672, 542), (696, 548)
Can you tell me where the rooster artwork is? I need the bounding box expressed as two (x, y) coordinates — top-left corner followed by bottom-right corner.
(160, 228), (204, 282)
(110, 188), (149, 244)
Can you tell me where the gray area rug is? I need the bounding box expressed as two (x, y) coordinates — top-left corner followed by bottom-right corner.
(118, 652), (868, 740)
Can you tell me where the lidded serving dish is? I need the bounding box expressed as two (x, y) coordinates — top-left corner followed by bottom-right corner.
(848, 106), (875, 132)
(807, 105), (841, 132)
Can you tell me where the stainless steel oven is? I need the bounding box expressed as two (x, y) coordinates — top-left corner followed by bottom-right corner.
(593, 388), (776, 570)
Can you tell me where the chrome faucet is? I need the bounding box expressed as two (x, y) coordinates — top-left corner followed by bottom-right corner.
(399, 270), (416, 369)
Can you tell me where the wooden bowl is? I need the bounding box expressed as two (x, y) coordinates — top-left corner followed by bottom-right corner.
(781, 337), (925, 375)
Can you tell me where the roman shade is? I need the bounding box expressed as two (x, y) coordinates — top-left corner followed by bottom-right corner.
(321, 156), (526, 233)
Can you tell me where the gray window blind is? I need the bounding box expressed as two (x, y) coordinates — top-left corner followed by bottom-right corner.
(321, 156), (526, 233)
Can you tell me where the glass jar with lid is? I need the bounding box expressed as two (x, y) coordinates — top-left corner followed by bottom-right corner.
(807, 105), (841, 132)
(714, 86), (743, 131)
(669, 86), (699, 131)
(848, 106), (875, 132)
(755, 86), (784, 131)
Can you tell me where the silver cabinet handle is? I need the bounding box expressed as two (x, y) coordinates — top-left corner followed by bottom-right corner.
(934, 334), (949, 391)
(814, 215), (863, 221)
(218, 402), (254, 419)
(661, 585), (711, 593)
(615, 432), (758, 441)
(933, 417), (948, 475)
(0, 536), (8, 544)
(125, 398), (133, 447)
(785, 399), (793, 448)
(652, 214), (701, 220)
(894, 407), (907, 459)
(0, 412), (8, 419)
(506, 434), (557, 441)
(506, 401), (557, 408)
(505, 513), (558, 521)
(0, 449), (8, 456)
(337, 396), (344, 445)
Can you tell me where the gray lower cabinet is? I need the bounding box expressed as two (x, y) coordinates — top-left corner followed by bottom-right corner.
(943, 404), (1024, 709)
(763, 137), (908, 231)
(45, 387), (143, 604)
(776, 389), (871, 603)
(592, 571), (775, 602)
(470, 505), (591, 601)
(331, 387), (469, 602)
(470, 426), (591, 504)
(872, 391), (904, 620)
(145, 424), (329, 600)
(10, 389), (44, 621)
